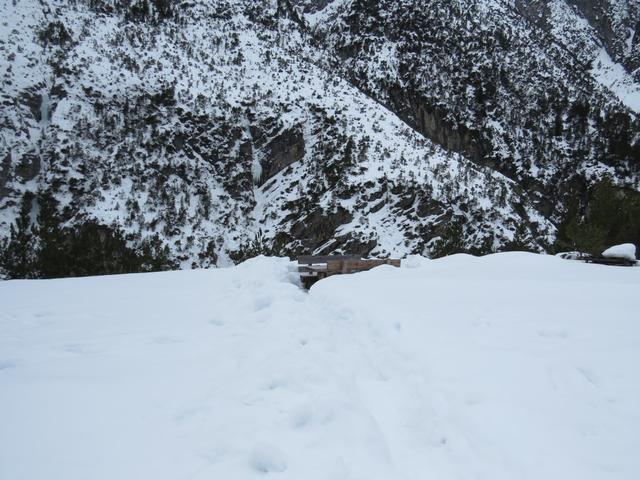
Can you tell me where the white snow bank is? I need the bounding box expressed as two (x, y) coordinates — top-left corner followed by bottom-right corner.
(401, 254), (430, 268)
(602, 243), (637, 261)
(1, 253), (639, 480)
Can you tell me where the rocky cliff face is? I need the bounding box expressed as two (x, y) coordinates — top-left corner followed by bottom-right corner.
(0, 0), (639, 278)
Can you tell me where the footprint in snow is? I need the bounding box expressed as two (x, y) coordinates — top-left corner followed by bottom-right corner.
(209, 317), (225, 326)
(537, 328), (569, 339)
(289, 404), (313, 429)
(248, 443), (287, 474)
(576, 366), (599, 388)
(173, 405), (211, 423)
(63, 344), (86, 354)
(262, 376), (288, 391)
(253, 296), (271, 311)
(0, 360), (16, 371)
(152, 336), (183, 345)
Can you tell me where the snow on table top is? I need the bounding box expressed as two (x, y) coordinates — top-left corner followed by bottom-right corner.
(602, 243), (637, 261)
(1, 253), (639, 480)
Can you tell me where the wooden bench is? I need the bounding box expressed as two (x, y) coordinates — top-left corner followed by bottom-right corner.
(297, 255), (401, 288)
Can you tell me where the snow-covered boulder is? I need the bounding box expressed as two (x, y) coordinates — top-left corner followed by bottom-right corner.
(602, 243), (637, 261)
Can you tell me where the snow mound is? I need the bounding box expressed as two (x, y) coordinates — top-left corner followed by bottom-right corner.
(401, 254), (428, 269)
(1, 253), (640, 479)
(602, 243), (637, 261)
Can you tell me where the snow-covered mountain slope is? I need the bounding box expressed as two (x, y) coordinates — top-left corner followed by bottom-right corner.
(1, 0), (639, 277)
(1, 254), (639, 479)
(566, 0), (640, 78)
(0, 0), (557, 275)
(515, 0), (640, 111)
(309, 0), (640, 194)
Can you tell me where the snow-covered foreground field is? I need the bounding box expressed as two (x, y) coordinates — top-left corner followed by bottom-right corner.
(1, 253), (639, 480)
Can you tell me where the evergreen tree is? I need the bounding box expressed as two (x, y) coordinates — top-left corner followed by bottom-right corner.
(0, 193), (38, 278)
(36, 190), (66, 278)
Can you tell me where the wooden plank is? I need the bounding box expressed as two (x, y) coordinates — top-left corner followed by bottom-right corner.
(325, 258), (401, 273)
(298, 264), (328, 272)
(297, 255), (361, 264)
(325, 260), (346, 273)
(345, 259), (401, 269)
(299, 271), (319, 277)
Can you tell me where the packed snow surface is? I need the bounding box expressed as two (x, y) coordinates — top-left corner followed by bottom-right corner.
(1, 253), (639, 480)
(602, 243), (637, 261)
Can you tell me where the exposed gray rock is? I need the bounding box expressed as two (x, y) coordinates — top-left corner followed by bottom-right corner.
(260, 127), (305, 185)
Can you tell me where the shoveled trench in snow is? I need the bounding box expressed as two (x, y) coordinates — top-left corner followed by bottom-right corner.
(0, 253), (639, 480)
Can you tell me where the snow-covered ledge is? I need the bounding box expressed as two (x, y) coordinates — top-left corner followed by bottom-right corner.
(602, 243), (637, 261)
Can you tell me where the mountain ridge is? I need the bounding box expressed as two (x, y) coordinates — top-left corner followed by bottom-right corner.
(1, 0), (639, 278)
